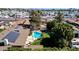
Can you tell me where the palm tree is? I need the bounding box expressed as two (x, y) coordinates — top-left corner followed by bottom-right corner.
(30, 10), (42, 29)
(55, 11), (64, 22)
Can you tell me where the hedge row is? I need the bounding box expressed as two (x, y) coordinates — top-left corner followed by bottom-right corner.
(6, 47), (79, 51)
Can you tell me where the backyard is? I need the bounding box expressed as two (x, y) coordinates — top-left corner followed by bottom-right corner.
(31, 32), (50, 45)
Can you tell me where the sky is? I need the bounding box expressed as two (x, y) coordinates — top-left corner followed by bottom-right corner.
(0, 0), (79, 8)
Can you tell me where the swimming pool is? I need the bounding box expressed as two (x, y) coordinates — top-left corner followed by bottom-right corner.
(2, 31), (20, 43)
(32, 31), (42, 38)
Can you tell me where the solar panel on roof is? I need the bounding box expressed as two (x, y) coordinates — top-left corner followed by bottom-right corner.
(2, 31), (20, 43)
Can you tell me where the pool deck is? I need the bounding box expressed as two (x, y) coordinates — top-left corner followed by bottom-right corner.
(12, 29), (30, 46)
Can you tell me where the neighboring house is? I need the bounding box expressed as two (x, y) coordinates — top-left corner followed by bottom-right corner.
(41, 15), (54, 22)
(0, 21), (5, 29)
(0, 17), (16, 29)
(71, 30), (79, 48)
(0, 25), (5, 29)
(0, 17), (15, 21)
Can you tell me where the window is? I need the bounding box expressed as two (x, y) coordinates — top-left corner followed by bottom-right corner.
(0, 42), (5, 46)
(75, 33), (79, 38)
(72, 42), (79, 45)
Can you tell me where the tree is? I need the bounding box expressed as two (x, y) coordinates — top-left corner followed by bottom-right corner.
(30, 10), (42, 29)
(41, 20), (74, 48)
(75, 15), (79, 18)
(55, 11), (64, 22)
(47, 20), (57, 31)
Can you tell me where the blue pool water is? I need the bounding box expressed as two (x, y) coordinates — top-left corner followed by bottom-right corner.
(32, 31), (42, 38)
(2, 31), (20, 43)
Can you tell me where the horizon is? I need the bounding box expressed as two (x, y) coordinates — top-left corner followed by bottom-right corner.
(0, 8), (79, 10)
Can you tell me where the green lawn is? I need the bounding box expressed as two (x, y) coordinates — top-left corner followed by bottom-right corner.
(0, 29), (4, 32)
(6, 47), (79, 51)
(42, 33), (50, 38)
(31, 39), (42, 45)
(7, 47), (31, 51)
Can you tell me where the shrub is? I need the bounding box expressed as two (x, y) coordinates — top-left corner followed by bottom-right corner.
(0, 29), (4, 32)
(31, 39), (42, 45)
(7, 47), (32, 51)
(7, 47), (79, 51)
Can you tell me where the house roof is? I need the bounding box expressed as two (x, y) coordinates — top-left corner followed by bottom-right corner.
(0, 17), (15, 21)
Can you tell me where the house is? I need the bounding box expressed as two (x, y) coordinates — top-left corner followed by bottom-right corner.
(0, 17), (15, 21)
(71, 30), (79, 48)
